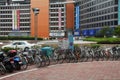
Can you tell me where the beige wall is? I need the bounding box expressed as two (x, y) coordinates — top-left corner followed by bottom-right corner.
(31, 0), (74, 38)
(66, 3), (74, 30)
(31, 0), (49, 38)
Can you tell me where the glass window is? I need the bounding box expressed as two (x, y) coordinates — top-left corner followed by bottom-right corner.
(114, 7), (118, 11)
(115, 0), (118, 4)
(114, 14), (118, 18)
(114, 21), (118, 25)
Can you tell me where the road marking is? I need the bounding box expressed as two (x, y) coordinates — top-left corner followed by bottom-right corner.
(0, 68), (38, 80)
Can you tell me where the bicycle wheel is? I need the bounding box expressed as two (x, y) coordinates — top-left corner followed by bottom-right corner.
(0, 65), (6, 75)
(50, 52), (58, 64)
(21, 57), (28, 70)
(57, 53), (65, 64)
(65, 53), (70, 63)
(52, 54), (58, 64)
(70, 52), (76, 63)
(34, 56), (42, 68)
(27, 56), (34, 65)
(45, 56), (50, 66)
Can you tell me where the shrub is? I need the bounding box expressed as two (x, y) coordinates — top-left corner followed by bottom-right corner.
(0, 36), (43, 40)
(74, 44), (79, 48)
(90, 44), (100, 49)
(83, 37), (120, 44)
(1, 47), (17, 53)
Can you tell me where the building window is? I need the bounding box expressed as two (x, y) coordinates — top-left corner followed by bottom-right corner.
(114, 21), (118, 25)
(114, 14), (118, 18)
(115, 0), (118, 4)
(114, 7), (118, 11)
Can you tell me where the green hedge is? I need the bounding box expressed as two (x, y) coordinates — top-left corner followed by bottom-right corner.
(0, 36), (43, 40)
(1, 47), (17, 53)
(83, 37), (120, 44)
(90, 44), (101, 48)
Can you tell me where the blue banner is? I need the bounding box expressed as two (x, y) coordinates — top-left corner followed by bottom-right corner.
(118, 0), (120, 25)
(88, 29), (95, 36)
(82, 30), (88, 36)
(75, 6), (80, 30)
(74, 6), (80, 36)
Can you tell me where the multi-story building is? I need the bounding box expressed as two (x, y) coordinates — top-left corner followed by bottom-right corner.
(49, 0), (74, 38)
(74, 0), (119, 36)
(0, 0), (31, 36)
(49, 0), (66, 38)
(0, 0), (74, 38)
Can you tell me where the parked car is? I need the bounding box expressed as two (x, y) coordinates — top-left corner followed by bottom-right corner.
(1, 41), (36, 51)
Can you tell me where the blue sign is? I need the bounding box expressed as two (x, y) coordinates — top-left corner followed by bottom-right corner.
(75, 6), (80, 30)
(88, 29), (95, 36)
(68, 34), (74, 51)
(74, 29), (80, 36)
(82, 30), (88, 36)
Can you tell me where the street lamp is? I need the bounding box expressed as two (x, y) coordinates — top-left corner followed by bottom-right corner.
(32, 8), (40, 42)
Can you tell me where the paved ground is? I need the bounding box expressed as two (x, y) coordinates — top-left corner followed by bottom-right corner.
(1, 61), (120, 80)
(37, 40), (97, 44)
(0, 40), (118, 49)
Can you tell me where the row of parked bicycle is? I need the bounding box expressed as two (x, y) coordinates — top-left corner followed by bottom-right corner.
(0, 45), (120, 75)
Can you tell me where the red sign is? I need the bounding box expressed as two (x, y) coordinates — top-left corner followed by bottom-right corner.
(17, 10), (20, 30)
(58, 8), (61, 30)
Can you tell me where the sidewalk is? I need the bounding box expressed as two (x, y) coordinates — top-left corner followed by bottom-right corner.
(37, 40), (97, 45)
(1, 61), (120, 80)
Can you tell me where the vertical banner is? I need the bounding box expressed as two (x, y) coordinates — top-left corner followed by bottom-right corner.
(118, 0), (120, 25)
(14, 10), (17, 30)
(75, 6), (80, 30)
(12, 10), (20, 31)
(74, 6), (80, 36)
(58, 8), (61, 30)
(12, 10), (15, 30)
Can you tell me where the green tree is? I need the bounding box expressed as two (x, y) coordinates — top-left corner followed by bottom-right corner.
(114, 25), (120, 37)
(99, 26), (112, 37)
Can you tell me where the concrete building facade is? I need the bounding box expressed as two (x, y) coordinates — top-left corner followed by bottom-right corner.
(0, 0), (74, 38)
(49, 0), (74, 38)
(74, 0), (119, 36)
(0, 0), (30, 36)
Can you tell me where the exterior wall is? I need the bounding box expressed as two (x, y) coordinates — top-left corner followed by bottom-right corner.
(74, 0), (118, 36)
(0, 0), (74, 38)
(31, 0), (49, 38)
(0, 0), (30, 36)
(49, 2), (66, 38)
(66, 3), (74, 30)
(49, 0), (74, 38)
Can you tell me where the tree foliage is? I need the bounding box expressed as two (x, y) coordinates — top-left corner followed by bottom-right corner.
(99, 26), (112, 37)
(113, 25), (120, 37)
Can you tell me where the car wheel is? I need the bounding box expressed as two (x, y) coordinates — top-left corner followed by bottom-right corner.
(24, 47), (29, 51)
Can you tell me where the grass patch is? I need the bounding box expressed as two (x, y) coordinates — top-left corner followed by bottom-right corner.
(83, 37), (120, 44)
